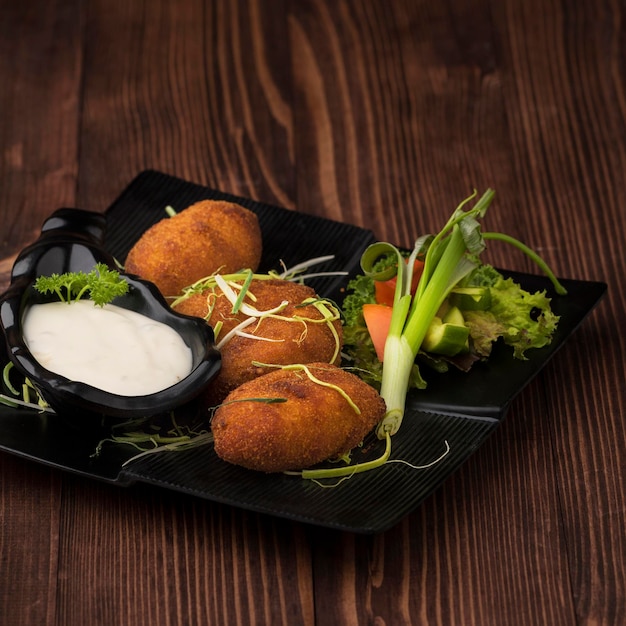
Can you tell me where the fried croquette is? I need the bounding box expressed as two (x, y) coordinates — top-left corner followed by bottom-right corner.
(173, 278), (343, 403)
(211, 363), (386, 472)
(124, 199), (262, 297)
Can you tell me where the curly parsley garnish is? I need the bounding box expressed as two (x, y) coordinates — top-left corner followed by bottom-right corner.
(34, 262), (129, 307)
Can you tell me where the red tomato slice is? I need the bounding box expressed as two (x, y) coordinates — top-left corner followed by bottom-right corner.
(374, 259), (424, 306)
(362, 303), (393, 362)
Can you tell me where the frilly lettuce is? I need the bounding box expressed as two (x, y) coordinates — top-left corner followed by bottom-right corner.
(465, 276), (559, 359)
(342, 263), (560, 385)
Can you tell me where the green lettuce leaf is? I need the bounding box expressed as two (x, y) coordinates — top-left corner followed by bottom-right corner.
(466, 277), (559, 359)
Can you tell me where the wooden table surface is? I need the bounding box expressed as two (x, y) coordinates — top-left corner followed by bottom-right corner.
(1, 1), (624, 624)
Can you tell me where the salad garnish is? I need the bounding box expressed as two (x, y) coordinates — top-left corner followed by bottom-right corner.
(342, 189), (567, 439)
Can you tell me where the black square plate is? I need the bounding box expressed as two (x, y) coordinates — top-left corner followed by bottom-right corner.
(0, 171), (607, 533)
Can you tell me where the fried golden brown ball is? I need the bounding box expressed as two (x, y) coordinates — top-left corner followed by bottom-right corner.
(124, 199), (262, 297)
(211, 363), (386, 472)
(173, 278), (343, 403)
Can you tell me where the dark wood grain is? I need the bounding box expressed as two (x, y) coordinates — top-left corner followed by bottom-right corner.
(53, 481), (314, 625)
(0, 455), (62, 626)
(77, 0), (296, 212)
(1, 0), (624, 624)
(0, 0), (82, 286)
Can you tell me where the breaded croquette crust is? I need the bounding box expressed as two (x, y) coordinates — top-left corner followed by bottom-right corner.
(211, 363), (386, 472)
(124, 199), (262, 297)
(174, 279), (343, 403)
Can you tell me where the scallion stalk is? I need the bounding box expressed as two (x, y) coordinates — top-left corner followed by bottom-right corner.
(374, 190), (495, 438)
(368, 188), (567, 440)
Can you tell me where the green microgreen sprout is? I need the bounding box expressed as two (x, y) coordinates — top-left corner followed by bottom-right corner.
(170, 255), (347, 309)
(251, 362), (361, 414)
(0, 363), (54, 412)
(90, 411), (214, 466)
(278, 255), (349, 282)
(171, 266), (342, 357)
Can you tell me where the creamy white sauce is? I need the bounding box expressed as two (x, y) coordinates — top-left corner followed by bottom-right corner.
(23, 300), (193, 396)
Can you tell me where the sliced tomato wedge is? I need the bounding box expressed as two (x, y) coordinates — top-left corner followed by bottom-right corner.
(362, 303), (393, 361)
(374, 259), (424, 306)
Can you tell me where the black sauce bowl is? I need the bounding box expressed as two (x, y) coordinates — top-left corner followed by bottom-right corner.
(0, 208), (221, 430)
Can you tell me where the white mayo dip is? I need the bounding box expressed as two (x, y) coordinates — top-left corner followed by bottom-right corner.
(23, 300), (193, 396)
